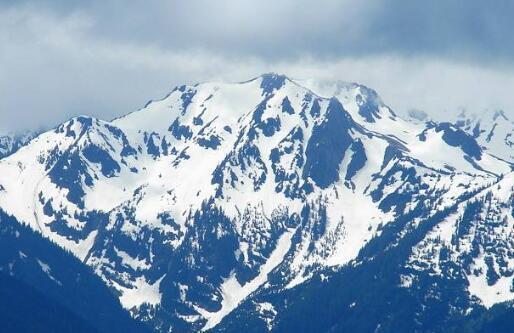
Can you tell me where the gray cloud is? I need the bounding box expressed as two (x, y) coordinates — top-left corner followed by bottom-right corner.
(1, 1), (513, 132)
(5, 0), (513, 62)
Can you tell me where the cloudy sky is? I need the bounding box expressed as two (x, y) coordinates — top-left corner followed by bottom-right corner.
(1, 0), (514, 132)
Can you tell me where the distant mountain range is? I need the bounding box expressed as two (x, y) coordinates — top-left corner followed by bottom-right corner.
(0, 130), (40, 159)
(0, 74), (513, 332)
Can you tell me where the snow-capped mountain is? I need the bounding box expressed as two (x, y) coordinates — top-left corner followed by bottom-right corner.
(0, 130), (40, 159)
(0, 74), (513, 332)
(454, 109), (514, 163)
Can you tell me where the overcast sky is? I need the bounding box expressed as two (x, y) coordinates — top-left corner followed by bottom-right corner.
(1, 0), (514, 132)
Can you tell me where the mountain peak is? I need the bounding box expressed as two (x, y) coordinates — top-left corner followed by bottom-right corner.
(259, 73), (288, 95)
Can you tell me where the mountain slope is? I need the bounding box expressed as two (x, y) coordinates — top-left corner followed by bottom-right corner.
(0, 210), (152, 333)
(0, 272), (98, 333)
(0, 73), (512, 332)
(217, 174), (514, 333)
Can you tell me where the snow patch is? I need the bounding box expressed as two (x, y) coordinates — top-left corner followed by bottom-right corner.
(118, 275), (165, 309)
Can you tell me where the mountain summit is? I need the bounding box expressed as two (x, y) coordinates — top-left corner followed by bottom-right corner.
(0, 74), (513, 332)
